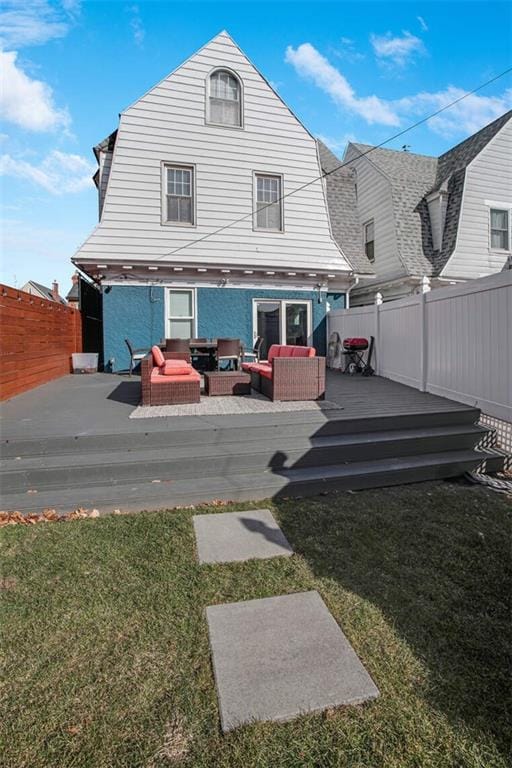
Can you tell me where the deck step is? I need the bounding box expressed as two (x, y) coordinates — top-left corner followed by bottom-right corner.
(475, 446), (507, 474)
(0, 425), (488, 493)
(0, 407), (481, 459)
(0, 449), (491, 514)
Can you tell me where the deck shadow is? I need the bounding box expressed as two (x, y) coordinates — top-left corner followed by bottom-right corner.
(273, 487), (511, 757)
(106, 380), (141, 406)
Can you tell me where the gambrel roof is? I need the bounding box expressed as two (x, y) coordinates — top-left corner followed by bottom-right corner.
(345, 110), (512, 277)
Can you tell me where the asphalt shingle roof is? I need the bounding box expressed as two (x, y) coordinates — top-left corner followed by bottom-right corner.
(435, 110), (512, 187)
(317, 141), (375, 275)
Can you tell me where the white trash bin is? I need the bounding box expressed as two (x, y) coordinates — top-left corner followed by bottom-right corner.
(72, 353), (99, 374)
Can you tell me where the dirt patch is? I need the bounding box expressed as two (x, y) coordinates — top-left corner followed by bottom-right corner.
(147, 714), (191, 766)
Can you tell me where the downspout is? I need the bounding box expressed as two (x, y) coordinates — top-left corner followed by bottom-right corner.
(345, 275), (359, 309)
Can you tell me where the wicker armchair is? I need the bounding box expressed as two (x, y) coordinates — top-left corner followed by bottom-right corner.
(260, 357), (326, 401)
(141, 350), (200, 406)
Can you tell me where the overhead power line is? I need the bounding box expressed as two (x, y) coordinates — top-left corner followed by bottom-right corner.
(155, 65), (512, 262)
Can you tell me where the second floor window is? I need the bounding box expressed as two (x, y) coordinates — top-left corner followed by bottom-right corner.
(209, 70), (241, 127)
(165, 165), (194, 225)
(255, 174), (283, 231)
(364, 220), (375, 262)
(490, 208), (509, 250)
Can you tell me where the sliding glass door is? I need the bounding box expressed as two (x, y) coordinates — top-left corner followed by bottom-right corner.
(254, 300), (311, 358)
(284, 301), (309, 346)
(255, 301), (281, 359)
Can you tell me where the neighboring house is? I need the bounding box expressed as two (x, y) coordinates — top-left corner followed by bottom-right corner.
(317, 141), (375, 292)
(21, 280), (67, 305)
(333, 110), (512, 305)
(72, 31), (357, 372)
(65, 272), (80, 307)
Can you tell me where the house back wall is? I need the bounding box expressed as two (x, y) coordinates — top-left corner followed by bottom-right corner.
(103, 285), (344, 372)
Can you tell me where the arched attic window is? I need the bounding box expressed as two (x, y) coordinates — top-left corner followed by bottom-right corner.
(208, 69), (242, 127)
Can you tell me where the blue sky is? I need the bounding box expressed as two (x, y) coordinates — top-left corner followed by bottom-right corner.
(1, 0), (511, 295)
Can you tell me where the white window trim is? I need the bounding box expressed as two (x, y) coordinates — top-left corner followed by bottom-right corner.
(487, 204), (511, 252)
(252, 299), (312, 346)
(205, 67), (244, 130)
(252, 171), (285, 233)
(363, 219), (375, 262)
(164, 287), (198, 338)
(161, 162), (196, 227)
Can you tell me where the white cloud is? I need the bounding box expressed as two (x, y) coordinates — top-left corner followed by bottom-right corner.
(370, 31), (425, 67)
(333, 37), (365, 63)
(0, 50), (70, 131)
(0, 0), (80, 48)
(286, 42), (512, 139)
(417, 16), (428, 32)
(285, 43), (400, 126)
(0, 149), (95, 193)
(396, 86), (512, 138)
(128, 4), (145, 48)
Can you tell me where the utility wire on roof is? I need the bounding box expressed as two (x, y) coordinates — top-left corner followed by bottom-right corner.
(153, 65), (512, 262)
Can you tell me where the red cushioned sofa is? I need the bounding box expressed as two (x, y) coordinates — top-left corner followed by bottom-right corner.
(141, 346), (200, 405)
(242, 344), (325, 401)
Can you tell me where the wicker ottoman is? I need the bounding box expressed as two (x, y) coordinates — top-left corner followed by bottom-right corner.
(204, 371), (251, 396)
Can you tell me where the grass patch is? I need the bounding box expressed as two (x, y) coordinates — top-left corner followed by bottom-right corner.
(1, 481), (510, 767)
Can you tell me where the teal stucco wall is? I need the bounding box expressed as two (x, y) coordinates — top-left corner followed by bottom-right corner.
(103, 284), (345, 372)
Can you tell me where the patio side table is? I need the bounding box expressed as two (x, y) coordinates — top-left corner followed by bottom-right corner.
(204, 371), (251, 396)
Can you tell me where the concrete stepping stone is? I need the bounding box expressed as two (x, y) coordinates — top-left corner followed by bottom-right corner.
(193, 508), (293, 564)
(206, 590), (379, 732)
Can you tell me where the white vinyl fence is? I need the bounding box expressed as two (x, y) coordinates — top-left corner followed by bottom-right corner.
(328, 271), (512, 422)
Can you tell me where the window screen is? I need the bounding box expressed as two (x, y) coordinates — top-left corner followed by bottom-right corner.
(490, 209), (509, 250)
(165, 167), (193, 224)
(255, 175), (282, 231)
(168, 289), (194, 338)
(209, 70), (241, 126)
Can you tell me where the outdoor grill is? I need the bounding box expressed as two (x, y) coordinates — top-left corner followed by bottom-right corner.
(342, 337), (374, 376)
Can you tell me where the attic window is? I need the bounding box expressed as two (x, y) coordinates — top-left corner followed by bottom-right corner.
(490, 208), (509, 250)
(364, 220), (375, 262)
(208, 69), (242, 127)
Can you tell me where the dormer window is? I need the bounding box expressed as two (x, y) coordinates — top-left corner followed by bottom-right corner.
(208, 69), (242, 127)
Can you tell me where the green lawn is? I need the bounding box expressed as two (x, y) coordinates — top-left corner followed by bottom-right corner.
(1, 482), (510, 768)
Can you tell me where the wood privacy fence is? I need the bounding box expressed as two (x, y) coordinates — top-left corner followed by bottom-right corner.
(328, 271), (512, 422)
(0, 284), (82, 401)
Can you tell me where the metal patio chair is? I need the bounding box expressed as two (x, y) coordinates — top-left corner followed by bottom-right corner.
(241, 336), (263, 364)
(125, 338), (150, 376)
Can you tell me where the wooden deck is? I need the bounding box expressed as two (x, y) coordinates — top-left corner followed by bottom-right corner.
(0, 371), (498, 514)
(0, 370), (474, 441)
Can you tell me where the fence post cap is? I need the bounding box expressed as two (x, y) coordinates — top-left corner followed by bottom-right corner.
(421, 275), (431, 293)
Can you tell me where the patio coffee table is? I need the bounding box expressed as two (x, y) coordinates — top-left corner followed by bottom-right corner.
(204, 371), (251, 396)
